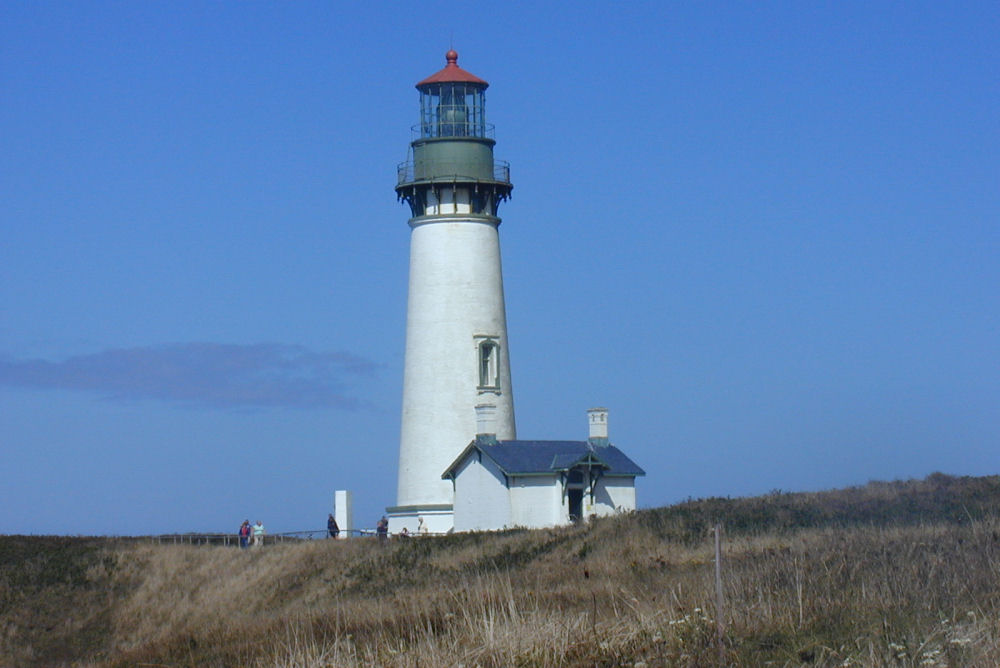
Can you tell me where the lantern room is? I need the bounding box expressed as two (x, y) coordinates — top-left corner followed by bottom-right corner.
(416, 49), (488, 138)
(396, 50), (512, 219)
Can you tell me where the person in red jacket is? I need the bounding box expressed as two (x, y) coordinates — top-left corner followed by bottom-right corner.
(238, 520), (251, 549)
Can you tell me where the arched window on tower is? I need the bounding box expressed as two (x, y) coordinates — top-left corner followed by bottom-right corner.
(476, 338), (500, 392)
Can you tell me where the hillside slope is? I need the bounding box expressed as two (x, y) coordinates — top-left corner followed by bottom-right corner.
(2, 473), (999, 667)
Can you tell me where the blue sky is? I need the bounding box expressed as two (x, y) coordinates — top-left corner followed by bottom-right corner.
(2, 2), (997, 535)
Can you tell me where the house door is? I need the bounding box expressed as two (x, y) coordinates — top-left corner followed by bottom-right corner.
(568, 489), (583, 523)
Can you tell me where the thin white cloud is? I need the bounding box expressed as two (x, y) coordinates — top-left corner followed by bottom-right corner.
(0, 343), (379, 410)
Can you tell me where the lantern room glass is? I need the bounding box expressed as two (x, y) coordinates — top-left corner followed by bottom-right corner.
(419, 83), (487, 138)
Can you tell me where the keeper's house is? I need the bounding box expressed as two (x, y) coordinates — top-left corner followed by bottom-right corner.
(442, 407), (645, 531)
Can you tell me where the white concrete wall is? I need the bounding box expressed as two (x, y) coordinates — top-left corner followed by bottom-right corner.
(396, 215), (516, 522)
(388, 507), (453, 535)
(334, 490), (352, 537)
(509, 477), (562, 528)
(592, 478), (637, 516)
(453, 453), (511, 531)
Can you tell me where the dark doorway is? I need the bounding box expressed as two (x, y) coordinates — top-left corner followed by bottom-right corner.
(568, 488), (583, 522)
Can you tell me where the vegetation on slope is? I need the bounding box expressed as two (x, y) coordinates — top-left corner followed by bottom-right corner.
(0, 536), (121, 665)
(2, 473), (999, 667)
(637, 471), (1000, 542)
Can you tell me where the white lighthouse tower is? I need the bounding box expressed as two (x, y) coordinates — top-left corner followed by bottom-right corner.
(388, 50), (516, 534)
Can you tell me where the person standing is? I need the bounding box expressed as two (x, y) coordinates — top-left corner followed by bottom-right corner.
(327, 513), (340, 539)
(238, 519), (251, 548)
(376, 516), (388, 543)
(252, 520), (265, 547)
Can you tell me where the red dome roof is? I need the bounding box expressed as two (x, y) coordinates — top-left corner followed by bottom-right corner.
(416, 50), (488, 88)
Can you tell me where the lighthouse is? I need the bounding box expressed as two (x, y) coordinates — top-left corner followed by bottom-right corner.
(388, 50), (516, 534)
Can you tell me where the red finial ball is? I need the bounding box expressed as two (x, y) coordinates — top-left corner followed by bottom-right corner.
(446, 49), (458, 65)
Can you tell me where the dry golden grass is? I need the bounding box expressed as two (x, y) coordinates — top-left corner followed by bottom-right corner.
(4, 475), (1000, 666)
(96, 518), (1000, 667)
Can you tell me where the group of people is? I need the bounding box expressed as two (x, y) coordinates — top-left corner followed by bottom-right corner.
(238, 519), (265, 548)
(374, 515), (429, 541)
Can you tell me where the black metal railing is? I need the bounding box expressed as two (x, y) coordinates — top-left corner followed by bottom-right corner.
(143, 528), (441, 546)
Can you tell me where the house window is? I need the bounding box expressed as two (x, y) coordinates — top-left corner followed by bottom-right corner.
(476, 337), (500, 391)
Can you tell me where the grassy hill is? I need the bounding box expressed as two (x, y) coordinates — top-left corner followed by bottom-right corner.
(2, 473), (999, 667)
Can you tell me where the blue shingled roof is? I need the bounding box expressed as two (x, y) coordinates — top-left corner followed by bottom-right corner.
(442, 439), (645, 479)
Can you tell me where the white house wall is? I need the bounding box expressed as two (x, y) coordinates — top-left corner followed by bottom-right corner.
(593, 478), (637, 516)
(509, 476), (563, 528)
(453, 454), (511, 532)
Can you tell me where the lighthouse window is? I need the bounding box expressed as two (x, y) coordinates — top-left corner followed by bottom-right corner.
(478, 339), (500, 391)
(438, 84), (468, 137)
(419, 83), (486, 138)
